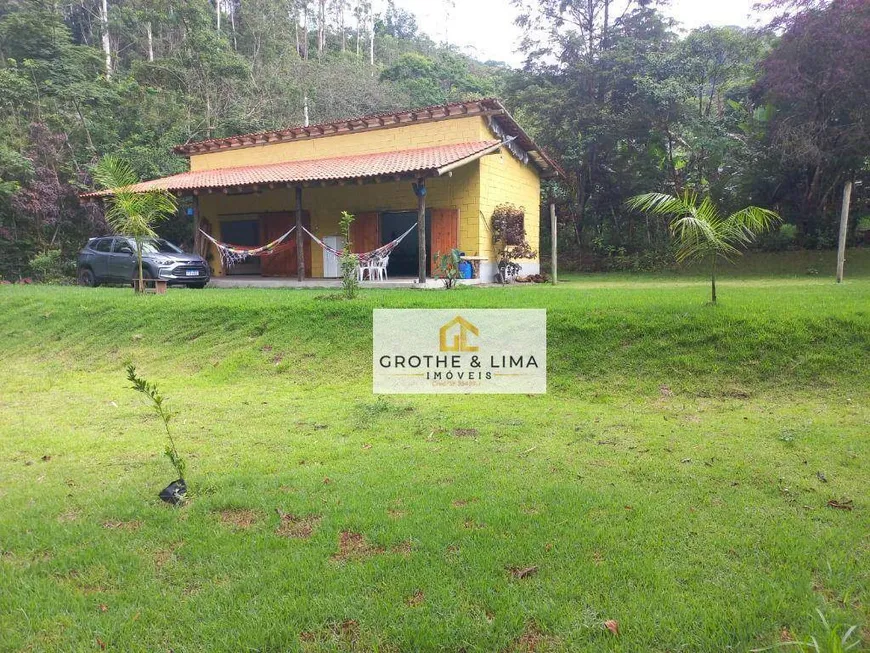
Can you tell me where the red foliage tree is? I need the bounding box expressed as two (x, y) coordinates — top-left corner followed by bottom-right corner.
(756, 0), (870, 229)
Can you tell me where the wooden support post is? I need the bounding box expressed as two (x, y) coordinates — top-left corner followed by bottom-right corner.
(414, 178), (427, 284)
(295, 186), (304, 282)
(549, 202), (557, 285)
(836, 180), (853, 284)
(192, 195), (201, 257)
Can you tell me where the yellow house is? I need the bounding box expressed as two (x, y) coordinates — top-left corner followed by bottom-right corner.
(91, 99), (561, 282)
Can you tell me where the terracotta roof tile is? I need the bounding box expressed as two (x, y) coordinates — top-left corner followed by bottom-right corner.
(82, 141), (501, 197)
(168, 98), (563, 179)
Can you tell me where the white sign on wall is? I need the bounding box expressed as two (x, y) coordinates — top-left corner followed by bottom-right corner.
(373, 309), (547, 394)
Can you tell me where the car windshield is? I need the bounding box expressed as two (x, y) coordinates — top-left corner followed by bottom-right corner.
(137, 239), (182, 254)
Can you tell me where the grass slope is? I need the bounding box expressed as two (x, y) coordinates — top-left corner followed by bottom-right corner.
(0, 277), (868, 652)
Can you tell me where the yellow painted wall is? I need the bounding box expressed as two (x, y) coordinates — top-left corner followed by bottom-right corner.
(190, 116), (492, 171)
(199, 161), (480, 276)
(477, 148), (542, 262)
(193, 114), (543, 277)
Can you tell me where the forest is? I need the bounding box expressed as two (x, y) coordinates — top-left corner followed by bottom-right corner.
(1, 0), (869, 279)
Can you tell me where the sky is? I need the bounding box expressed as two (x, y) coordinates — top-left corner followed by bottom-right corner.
(389, 0), (772, 67)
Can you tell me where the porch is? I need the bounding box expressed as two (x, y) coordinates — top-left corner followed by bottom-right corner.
(208, 275), (485, 289)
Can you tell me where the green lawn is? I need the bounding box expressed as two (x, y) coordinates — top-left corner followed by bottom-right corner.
(1, 274), (868, 652)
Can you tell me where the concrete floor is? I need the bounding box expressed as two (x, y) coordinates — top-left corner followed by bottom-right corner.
(209, 276), (484, 289)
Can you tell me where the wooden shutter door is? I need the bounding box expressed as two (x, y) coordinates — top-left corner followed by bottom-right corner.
(260, 212), (311, 277)
(431, 208), (459, 257)
(350, 212), (380, 254)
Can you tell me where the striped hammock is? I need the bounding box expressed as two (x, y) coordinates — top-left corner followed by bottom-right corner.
(302, 223), (417, 264)
(199, 226), (296, 268)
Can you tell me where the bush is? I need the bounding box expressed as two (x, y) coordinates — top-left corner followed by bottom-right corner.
(491, 203), (535, 283)
(433, 248), (461, 289)
(0, 238), (36, 280)
(28, 249), (75, 284)
(757, 223), (799, 252)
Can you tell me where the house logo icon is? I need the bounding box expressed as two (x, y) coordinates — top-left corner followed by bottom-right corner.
(439, 316), (479, 352)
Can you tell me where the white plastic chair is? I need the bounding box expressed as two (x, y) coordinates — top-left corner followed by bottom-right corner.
(373, 255), (389, 281)
(360, 257), (378, 281)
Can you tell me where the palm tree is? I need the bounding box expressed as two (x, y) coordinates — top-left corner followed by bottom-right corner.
(627, 191), (780, 303)
(93, 156), (177, 293)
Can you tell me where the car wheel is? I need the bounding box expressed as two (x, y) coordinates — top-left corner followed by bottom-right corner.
(78, 268), (97, 287)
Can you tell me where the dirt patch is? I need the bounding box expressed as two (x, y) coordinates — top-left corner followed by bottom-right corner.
(57, 509), (80, 523)
(102, 520), (141, 531)
(391, 540), (412, 556)
(508, 565), (539, 579)
(721, 386), (751, 399)
(219, 508), (261, 529)
(387, 508), (406, 519)
(275, 511), (322, 539)
(453, 428), (479, 438)
(406, 590), (424, 607)
(331, 531), (384, 561)
(299, 620), (360, 647)
(502, 622), (560, 652)
(463, 518), (485, 530)
(153, 542), (183, 568)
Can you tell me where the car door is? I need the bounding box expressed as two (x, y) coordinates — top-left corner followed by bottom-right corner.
(109, 238), (137, 281)
(89, 238), (113, 279)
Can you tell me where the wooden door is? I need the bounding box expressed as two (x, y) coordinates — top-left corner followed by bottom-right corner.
(260, 212), (311, 277)
(350, 212), (380, 254)
(431, 208), (459, 257)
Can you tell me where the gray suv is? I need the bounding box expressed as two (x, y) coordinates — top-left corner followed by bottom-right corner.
(77, 237), (210, 288)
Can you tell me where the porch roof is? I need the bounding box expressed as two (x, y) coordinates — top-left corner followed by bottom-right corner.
(81, 140), (504, 198)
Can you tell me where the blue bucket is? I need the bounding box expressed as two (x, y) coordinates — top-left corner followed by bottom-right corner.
(458, 261), (473, 279)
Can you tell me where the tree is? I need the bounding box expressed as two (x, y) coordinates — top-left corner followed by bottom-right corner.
(508, 5), (679, 249)
(755, 0), (870, 235)
(93, 156), (177, 292)
(628, 192), (780, 303)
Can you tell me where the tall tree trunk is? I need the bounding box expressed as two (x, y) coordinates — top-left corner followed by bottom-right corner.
(341, 6), (346, 51)
(836, 180), (853, 283)
(146, 21), (154, 61)
(99, 0), (111, 79)
(216, 0), (221, 32)
(368, 9), (374, 72)
(229, 2), (237, 49)
(302, 6), (309, 59)
(136, 241), (144, 294)
(294, 16), (300, 56)
(318, 0), (325, 56)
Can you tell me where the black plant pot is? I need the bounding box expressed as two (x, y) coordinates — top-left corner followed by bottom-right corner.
(159, 479), (187, 505)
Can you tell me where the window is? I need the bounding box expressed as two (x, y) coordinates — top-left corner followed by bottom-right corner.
(94, 238), (113, 252)
(139, 239), (182, 254)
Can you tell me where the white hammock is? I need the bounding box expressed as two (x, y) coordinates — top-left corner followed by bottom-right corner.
(302, 223), (417, 263)
(199, 226), (296, 268)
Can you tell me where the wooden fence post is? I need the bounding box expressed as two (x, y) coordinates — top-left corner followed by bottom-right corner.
(837, 180), (853, 283)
